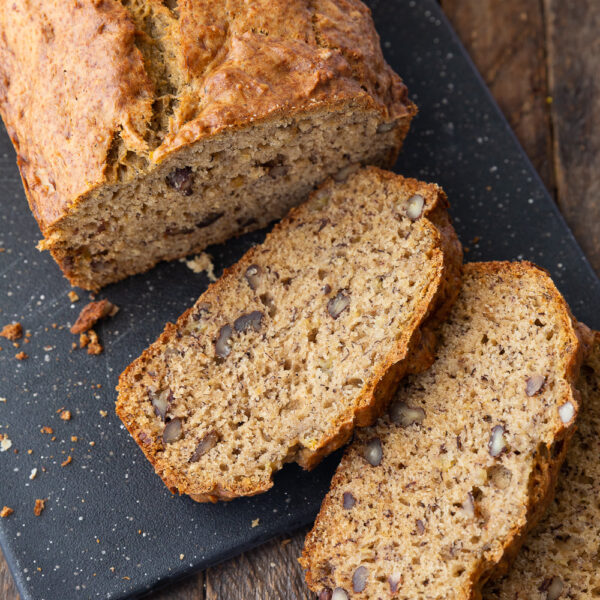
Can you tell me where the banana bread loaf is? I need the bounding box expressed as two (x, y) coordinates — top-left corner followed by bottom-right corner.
(0, 0), (416, 290)
(116, 167), (462, 502)
(484, 331), (600, 600)
(301, 261), (588, 600)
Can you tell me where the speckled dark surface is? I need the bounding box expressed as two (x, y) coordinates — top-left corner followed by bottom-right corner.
(0, 1), (598, 599)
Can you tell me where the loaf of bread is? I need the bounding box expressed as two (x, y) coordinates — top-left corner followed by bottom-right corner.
(300, 262), (589, 600)
(484, 331), (600, 600)
(116, 167), (462, 502)
(0, 0), (416, 291)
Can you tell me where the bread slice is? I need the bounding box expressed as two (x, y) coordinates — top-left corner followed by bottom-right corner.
(300, 261), (589, 600)
(483, 331), (600, 600)
(0, 0), (415, 291)
(116, 167), (462, 502)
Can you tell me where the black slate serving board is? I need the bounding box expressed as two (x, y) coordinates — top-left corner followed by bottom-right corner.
(1, 1), (599, 599)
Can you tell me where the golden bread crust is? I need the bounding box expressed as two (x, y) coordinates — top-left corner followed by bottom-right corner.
(0, 0), (415, 236)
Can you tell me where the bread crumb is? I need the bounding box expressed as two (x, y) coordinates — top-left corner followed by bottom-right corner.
(40, 426), (53, 435)
(29, 468), (38, 480)
(179, 554), (184, 561)
(71, 436), (78, 443)
(79, 332), (89, 348)
(0, 322), (22, 340)
(251, 518), (260, 528)
(60, 410), (72, 421)
(68, 291), (80, 303)
(86, 330), (103, 355)
(70, 299), (119, 334)
(61, 456), (72, 467)
(33, 499), (45, 516)
(181, 252), (217, 281)
(15, 351), (28, 360)
(71, 342), (78, 350)
(0, 506), (14, 518)
(0, 436), (12, 452)
(27, 449), (33, 454)
(99, 410), (108, 418)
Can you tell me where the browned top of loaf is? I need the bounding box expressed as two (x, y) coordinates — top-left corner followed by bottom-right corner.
(0, 0), (414, 234)
(116, 166), (462, 502)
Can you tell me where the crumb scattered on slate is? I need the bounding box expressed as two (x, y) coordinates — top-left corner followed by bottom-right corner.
(86, 330), (103, 355)
(0, 322), (22, 340)
(181, 252), (217, 281)
(40, 426), (53, 435)
(0, 434), (12, 452)
(15, 351), (28, 360)
(70, 299), (118, 334)
(1, 506), (14, 518)
(61, 456), (72, 467)
(68, 290), (80, 303)
(33, 499), (45, 516)
(29, 468), (37, 480)
(251, 518), (260, 528)
(60, 410), (72, 421)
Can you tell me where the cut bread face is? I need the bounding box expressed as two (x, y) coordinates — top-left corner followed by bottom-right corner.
(484, 332), (600, 600)
(116, 167), (462, 502)
(0, 0), (415, 291)
(47, 103), (412, 291)
(301, 261), (588, 600)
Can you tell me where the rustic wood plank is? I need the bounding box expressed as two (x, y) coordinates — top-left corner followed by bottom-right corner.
(544, 0), (600, 275)
(205, 530), (314, 600)
(0, 551), (19, 600)
(440, 0), (555, 193)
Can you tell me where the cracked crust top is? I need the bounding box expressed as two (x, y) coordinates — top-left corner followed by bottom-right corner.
(0, 0), (414, 234)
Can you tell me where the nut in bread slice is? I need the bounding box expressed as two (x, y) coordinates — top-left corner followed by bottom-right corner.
(301, 261), (589, 600)
(116, 166), (462, 502)
(484, 331), (600, 600)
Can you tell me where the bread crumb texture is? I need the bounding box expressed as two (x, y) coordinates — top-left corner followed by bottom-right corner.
(116, 167), (462, 502)
(181, 252), (217, 281)
(0, 0), (416, 290)
(33, 499), (45, 516)
(70, 299), (118, 334)
(484, 332), (600, 600)
(301, 261), (587, 600)
(0, 322), (22, 340)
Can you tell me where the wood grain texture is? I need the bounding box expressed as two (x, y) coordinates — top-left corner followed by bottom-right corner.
(544, 0), (600, 274)
(440, 0), (555, 193)
(205, 531), (313, 600)
(0, 549), (19, 600)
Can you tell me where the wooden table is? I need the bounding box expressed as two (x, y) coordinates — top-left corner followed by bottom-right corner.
(2, 1), (599, 598)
